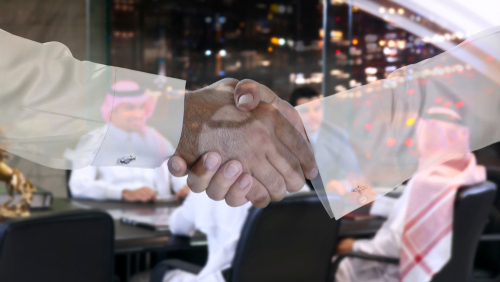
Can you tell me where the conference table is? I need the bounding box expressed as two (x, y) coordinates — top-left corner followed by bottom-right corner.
(27, 197), (386, 281)
(30, 197), (386, 254)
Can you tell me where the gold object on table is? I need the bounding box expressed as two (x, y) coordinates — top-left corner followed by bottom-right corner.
(0, 128), (36, 217)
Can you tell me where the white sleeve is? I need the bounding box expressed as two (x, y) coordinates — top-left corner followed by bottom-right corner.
(69, 166), (124, 200)
(170, 174), (188, 192)
(169, 201), (196, 236)
(0, 28), (185, 170)
(300, 25), (500, 219)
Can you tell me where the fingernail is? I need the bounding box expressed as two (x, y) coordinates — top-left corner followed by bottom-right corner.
(171, 160), (181, 172)
(224, 163), (239, 179)
(238, 93), (253, 105)
(238, 176), (250, 189)
(204, 154), (219, 170)
(309, 168), (318, 179)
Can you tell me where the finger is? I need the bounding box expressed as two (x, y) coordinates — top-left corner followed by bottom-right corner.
(266, 142), (306, 193)
(274, 116), (318, 180)
(205, 160), (243, 201)
(245, 178), (271, 208)
(251, 162), (287, 202)
(186, 152), (222, 193)
(225, 174), (253, 207)
(168, 156), (188, 177)
(236, 79), (308, 138)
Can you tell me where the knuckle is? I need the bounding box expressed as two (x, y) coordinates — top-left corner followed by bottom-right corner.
(263, 171), (286, 197)
(247, 185), (269, 208)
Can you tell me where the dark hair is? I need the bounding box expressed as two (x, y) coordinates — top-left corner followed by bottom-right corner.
(288, 87), (320, 107)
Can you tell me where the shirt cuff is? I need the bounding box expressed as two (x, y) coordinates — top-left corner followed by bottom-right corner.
(106, 187), (124, 201)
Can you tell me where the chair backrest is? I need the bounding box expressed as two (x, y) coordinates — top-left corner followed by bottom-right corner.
(486, 167), (500, 210)
(66, 170), (72, 198)
(0, 210), (114, 282)
(430, 181), (496, 282)
(229, 192), (340, 282)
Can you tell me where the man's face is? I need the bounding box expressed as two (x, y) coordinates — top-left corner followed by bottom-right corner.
(296, 97), (323, 133)
(112, 102), (147, 132)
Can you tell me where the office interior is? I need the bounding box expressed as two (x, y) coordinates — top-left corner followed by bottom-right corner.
(1, 0), (500, 281)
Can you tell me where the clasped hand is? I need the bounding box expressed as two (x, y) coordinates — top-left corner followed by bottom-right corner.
(168, 78), (318, 207)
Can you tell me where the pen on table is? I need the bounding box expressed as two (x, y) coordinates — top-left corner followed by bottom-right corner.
(120, 218), (156, 231)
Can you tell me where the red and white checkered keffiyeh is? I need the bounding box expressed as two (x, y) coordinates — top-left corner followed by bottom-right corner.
(399, 108), (485, 282)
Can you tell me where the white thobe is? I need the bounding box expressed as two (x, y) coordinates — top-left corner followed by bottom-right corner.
(164, 191), (253, 282)
(335, 182), (411, 282)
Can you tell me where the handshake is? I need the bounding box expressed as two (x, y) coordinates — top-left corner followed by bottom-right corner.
(168, 78), (319, 208)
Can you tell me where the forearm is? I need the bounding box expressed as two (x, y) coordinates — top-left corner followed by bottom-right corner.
(300, 26), (500, 219)
(0, 29), (185, 169)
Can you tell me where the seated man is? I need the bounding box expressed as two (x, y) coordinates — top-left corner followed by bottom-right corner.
(290, 87), (362, 195)
(334, 107), (486, 282)
(69, 80), (188, 202)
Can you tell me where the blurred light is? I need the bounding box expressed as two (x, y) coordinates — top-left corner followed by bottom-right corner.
(270, 4), (279, 13)
(267, 14), (273, 20)
(219, 49), (227, 57)
(261, 60), (270, 67)
(365, 100), (372, 105)
(353, 6), (359, 12)
(332, 30), (343, 40)
(487, 56), (494, 61)
(379, 7), (386, 14)
(383, 47), (397, 56)
(335, 49), (341, 55)
(385, 66), (397, 72)
(205, 17), (212, 23)
(386, 137), (396, 147)
(444, 33), (451, 40)
(295, 73), (305, 84)
(367, 76), (377, 82)
(240, 22), (246, 28)
(365, 67), (377, 75)
(405, 138), (413, 147)
(219, 70), (226, 76)
(397, 40), (406, 49)
(397, 8), (404, 15)
(487, 89), (493, 94)
(219, 17), (226, 24)
(278, 38), (286, 45)
(335, 16), (341, 22)
(443, 101), (452, 107)
(455, 32), (464, 39)
(435, 97), (443, 103)
(365, 123), (371, 130)
(278, 5), (286, 13)
(379, 40), (386, 46)
(455, 101), (464, 108)
(416, 16), (421, 22)
(406, 118), (416, 126)
(319, 29), (324, 38)
(387, 40), (396, 48)
(271, 37), (280, 45)
(366, 153), (371, 159)
(387, 57), (398, 62)
(407, 88), (416, 95)
(205, 50), (212, 56)
(352, 39), (358, 45)
(268, 46), (273, 52)
(388, 7), (395, 14)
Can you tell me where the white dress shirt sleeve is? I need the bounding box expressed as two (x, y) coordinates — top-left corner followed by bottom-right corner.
(297, 25), (500, 219)
(69, 166), (124, 200)
(0, 28), (185, 170)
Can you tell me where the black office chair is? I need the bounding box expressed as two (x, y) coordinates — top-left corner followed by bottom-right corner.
(331, 181), (496, 282)
(150, 192), (341, 282)
(473, 167), (500, 281)
(0, 210), (115, 282)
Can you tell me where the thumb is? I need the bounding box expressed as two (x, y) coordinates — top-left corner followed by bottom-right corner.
(234, 79), (278, 111)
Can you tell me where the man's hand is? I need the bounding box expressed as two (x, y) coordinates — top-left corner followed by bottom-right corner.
(121, 187), (157, 203)
(336, 238), (356, 255)
(175, 185), (190, 200)
(169, 78), (317, 207)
